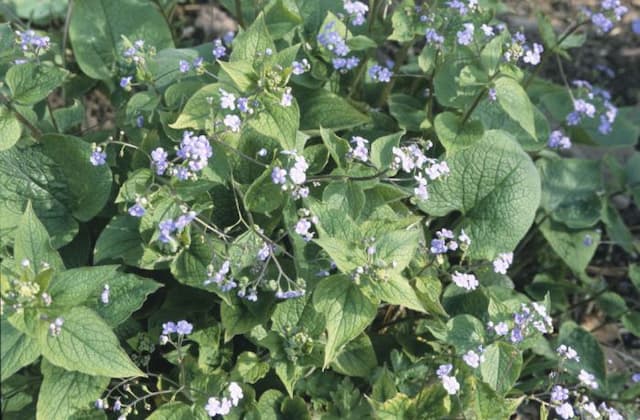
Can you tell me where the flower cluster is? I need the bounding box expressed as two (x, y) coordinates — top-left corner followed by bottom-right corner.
(205, 382), (244, 417)
(271, 151), (310, 199)
(391, 142), (450, 201)
(15, 30), (51, 55)
(511, 302), (553, 342)
(425, 28), (445, 45)
(317, 22), (360, 72)
(90, 144), (107, 166)
(492, 252), (513, 274)
(100, 284), (110, 304)
(343, 1), (368, 26)
(149, 131), (213, 180)
(128, 196), (147, 218)
(212, 32), (234, 59)
(436, 364), (460, 395)
(548, 130), (572, 150)
(48, 317), (64, 337)
(583, 1), (628, 33)
(204, 260), (237, 292)
(457, 23), (475, 46)
(294, 209), (318, 242)
(291, 58), (311, 75)
(160, 320), (193, 344)
(430, 229), (471, 255)
(556, 344), (580, 362)
(462, 347), (484, 368)
(503, 32), (543, 66)
(368, 64), (393, 83)
(451, 271), (479, 291)
(566, 81), (618, 135)
(157, 211), (197, 243)
(446, 0), (478, 16)
(347, 136), (369, 162)
(178, 56), (204, 74)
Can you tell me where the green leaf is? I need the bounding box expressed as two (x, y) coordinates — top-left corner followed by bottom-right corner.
(473, 100), (549, 151)
(171, 239), (231, 305)
(370, 131), (403, 170)
(254, 389), (285, 420)
(558, 321), (605, 385)
(218, 60), (258, 91)
(539, 218), (599, 273)
(537, 12), (557, 49)
(47, 265), (161, 327)
(271, 293), (325, 338)
(389, 5), (414, 42)
(442, 315), (485, 352)
(347, 35), (377, 51)
(1, 320), (40, 381)
(221, 299), (274, 342)
(480, 342), (523, 395)
(40, 134), (112, 222)
(388, 94), (428, 131)
(461, 376), (523, 420)
(434, 112), (484, 151)
(0, 105), (22, 151)
(51, 99), (85, 133)
(480, 34), (506, 75)
(538, 157), (602, 229)
(494, 76), (536, 140)
(630, 264), (640, 293)
(299, 89), (369, 133)
(433, 49), (480, 108)
(146, 402), (210, 420)
(245, 166), (286, 213)
(233, 351), (270, 384)
(230, 13), (275, 62)
(94, 215), (144, 265)
(332, 333), (377, 378)
(14, 202), (65, 272)
(170, 83), (220, 130)
(319, 127), (350, 169)
(601, 202), (635, 253)
(622, 312), (640, 337)
(322, 181), (366, 221)
(38, 306), (143, 377)
(419, 131), (541, 259)
(6, 63), (68, 105)
(597, 292), (628, 318)
(312, 275), (377, 367)
(248, 95), (299, 150)
(69, 0), (174, 81)
(372, 274), (428, 314)
(265, 0), (303, 39)
(281, 396), (310, 419)
(36, 360), (108, 420)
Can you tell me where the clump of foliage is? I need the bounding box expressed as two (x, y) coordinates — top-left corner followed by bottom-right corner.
(1, 0), (639, 419)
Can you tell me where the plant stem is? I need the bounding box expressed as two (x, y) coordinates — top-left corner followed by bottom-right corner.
(235, 0), (245, 29)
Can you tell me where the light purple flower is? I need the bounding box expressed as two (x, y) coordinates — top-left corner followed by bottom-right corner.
(457, 23), (475, 46)
(176, 320), (193, 335)
(212, 39), (227, 59)
(128, 203), (145, 217)
(179, 59), (190, 73)
(223, 114), (242, 132)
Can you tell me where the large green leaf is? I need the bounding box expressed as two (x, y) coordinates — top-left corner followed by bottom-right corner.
(229, 13), (275, 62)
(6, 63), (68, 105)
(419, 131), (541, 259)
(538, 157), (602, 229)
(146, 402), (210, 420)
(434, 111), (484, 151)
(13, 202), (65, 272)
(494, 76), (536, 140)
(557, 321), (606, 386)
(539, 218), (600, 273)
(248, 95), (299, 150)
(479, 342), (523, 395)
(332, 333), (377, 378)
(93, 215), (144, 265)
(299, 89), (369, 133)
(40, 134), (112, 222)
(36, 360), (108, 420)
(1, 320), (40, 381)
(312, 275), (377, 367)
(0, 105), (22, 151)
(170, 83), (221, 130)
(0, 139), (111, 247)
(47, 265), (161, 327)
(69, 0), (174, 81)
(37, 306), (143, 377)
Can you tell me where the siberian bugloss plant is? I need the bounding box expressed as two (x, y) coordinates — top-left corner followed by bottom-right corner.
(1, 0), (639, 419)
